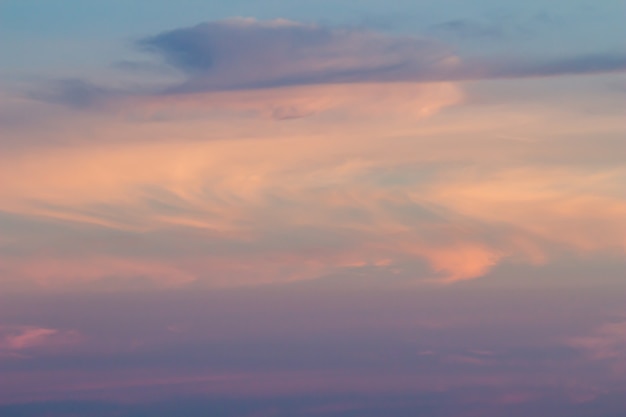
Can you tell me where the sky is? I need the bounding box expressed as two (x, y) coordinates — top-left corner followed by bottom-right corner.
(0, 0), (625, 416)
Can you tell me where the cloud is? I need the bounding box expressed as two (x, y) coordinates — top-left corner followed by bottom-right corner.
(24, 18), (626, 111)
(1, 121), (624, 288)
(423, 167), (626, 253)
(136, 18), (626, 93)
(570, 319), (626, 372)
(1, 36), (624, 289)
(0, 257), (196, 289)
(481, 51), (626, 79)
(29, 79), (116, 109)
(2, 327), (58, 350)
(128, 82), (462, 120)
(139, 18), (458, 92)
(0, 325), (80, 358)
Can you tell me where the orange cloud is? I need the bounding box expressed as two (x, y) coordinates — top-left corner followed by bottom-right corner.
(423, 168), (626, 255)
(0, 75), (624, 289)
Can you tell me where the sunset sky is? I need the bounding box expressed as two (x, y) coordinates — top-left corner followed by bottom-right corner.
(1, 1), (625, 416)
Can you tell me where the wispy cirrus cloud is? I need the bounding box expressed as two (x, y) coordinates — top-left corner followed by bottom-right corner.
(0, 119), (624, 287)
(1, 19), (624, 290)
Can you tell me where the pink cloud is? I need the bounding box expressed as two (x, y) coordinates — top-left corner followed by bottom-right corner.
(0, 72), (624, 289)
(570, 319), (626, 373)
(0, 368), (555, 404)
(0, 325), (81, 358)
(0, 257), (195, 289)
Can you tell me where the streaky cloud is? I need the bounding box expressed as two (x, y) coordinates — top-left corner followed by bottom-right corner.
(137, 18), (626, 93)
(480, 51), (626, 79)
(29, 79), (115, 109)
(26, 18), (626, 109)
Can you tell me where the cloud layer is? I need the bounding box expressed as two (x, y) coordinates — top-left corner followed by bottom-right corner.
(138, 18), (626, 92)
(1, 19), (625, 290)
(1, 73), (624, 289)
(139, 18), (458, 92)
(31, 18), (626, 109)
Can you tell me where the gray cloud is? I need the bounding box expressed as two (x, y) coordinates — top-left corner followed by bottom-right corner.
(25, 18), (626, 108)
(493, 52), (626, 78)
(29, 79), (115, 109)
(138, 18), (626, 92)
(139, 18), (457, 92)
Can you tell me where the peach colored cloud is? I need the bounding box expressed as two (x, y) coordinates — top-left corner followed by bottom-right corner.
(0, 75), (624, 289)
(422, 168), (626, 255)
